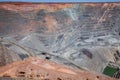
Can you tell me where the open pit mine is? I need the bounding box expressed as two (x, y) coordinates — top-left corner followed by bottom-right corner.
(0, 3), (120, 80)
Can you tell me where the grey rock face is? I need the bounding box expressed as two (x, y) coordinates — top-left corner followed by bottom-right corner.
(0, 3), (120, 73)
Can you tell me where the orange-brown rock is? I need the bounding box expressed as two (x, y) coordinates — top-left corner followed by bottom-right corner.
(0, 57), (117, 80)
(0, 3), (73, 12)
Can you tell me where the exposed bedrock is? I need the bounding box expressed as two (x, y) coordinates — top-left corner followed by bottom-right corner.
(0, 3), (120, 74)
